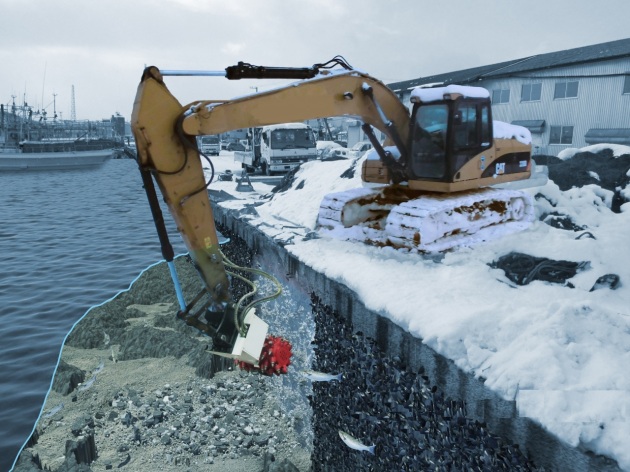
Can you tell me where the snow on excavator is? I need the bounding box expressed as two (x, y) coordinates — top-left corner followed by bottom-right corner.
(131, 57), (546, 374)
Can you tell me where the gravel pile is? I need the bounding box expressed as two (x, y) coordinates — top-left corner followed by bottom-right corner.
(14, 235), (311, 472)
(16, 355), (310, 472)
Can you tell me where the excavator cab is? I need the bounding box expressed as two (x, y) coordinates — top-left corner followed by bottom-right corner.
(386, 85), (534, 194)
(409, 95), (493, 182)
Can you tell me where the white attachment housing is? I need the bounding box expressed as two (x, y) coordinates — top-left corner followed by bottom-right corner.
(210, 309), (268, 365)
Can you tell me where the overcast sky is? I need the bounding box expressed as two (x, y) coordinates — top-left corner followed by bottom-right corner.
(2, 0), (629, 121)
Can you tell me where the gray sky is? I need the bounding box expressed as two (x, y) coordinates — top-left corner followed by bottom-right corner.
(2, 0), (629, 121)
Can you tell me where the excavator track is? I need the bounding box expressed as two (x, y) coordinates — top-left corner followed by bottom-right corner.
(317, 187), (535, 252)
(317, 186), (409, 229)
(385, 188), (535, 252)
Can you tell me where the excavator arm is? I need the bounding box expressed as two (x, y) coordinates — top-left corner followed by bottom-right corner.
(178, 69), (410, 146)
(132, 67), (231, 306)
(131, 60), (411, 374)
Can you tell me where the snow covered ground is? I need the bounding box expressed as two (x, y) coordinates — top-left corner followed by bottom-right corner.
(202, 146), (630, 471)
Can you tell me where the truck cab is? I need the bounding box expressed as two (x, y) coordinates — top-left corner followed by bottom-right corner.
(259, 123), (317, 175)
(198, 135), (220, 156)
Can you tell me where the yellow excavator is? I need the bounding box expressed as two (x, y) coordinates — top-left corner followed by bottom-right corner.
(131, 57), (545, 374)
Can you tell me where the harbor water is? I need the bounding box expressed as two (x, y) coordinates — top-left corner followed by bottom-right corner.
(0, 159), (187, 471)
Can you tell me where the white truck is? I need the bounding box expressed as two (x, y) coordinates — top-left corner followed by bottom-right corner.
(234, 122), (317, 175)
(198, 135), (220, 156)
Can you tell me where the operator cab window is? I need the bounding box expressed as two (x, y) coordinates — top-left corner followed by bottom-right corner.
(270, 129), (314, 149)
(410, 103), (449, 178)
(480, 106), (491, 146)
(453, 105), (478, 149)
(410, 99), (492, 181)
(452, 101), (491, 173)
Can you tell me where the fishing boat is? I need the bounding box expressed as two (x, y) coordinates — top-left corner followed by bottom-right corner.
(0, 98), (123, 171)
(0, 147), (115, 171)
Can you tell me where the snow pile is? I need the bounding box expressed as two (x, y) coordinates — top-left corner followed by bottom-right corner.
(203, 146), (630, 471)
(364, 145), (400, 160)
(410, 84), (490, 102)
(257, 158), (365, 229)
(493, 120), (532, 145)
(262, 122), (310, 131)
(316, 140), (341, 152)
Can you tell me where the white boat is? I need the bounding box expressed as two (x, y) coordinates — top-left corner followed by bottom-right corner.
(0, 148), (114, 171)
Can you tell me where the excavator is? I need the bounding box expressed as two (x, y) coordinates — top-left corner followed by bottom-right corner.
(131, 57), (545, 375)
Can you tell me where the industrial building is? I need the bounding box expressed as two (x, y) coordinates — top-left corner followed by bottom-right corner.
(388, 38), (630, 156)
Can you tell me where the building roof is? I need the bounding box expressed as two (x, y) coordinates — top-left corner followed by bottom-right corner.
(388, 59), (528, 91)
(389, 37), (630, 91)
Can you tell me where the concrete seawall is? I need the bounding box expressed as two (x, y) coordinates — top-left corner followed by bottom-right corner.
(211, 197), (621, 472)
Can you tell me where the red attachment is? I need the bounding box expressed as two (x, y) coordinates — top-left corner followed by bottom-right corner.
(235, 334), (293, 376)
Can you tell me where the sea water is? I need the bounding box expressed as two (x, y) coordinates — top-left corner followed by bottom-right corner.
(0, 159), (186, 470)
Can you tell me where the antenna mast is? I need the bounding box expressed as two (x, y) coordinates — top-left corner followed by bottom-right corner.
(71, 85), (76, 121)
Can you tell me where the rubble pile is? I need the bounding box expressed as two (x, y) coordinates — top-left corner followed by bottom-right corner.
(309, 295), (544, 471)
